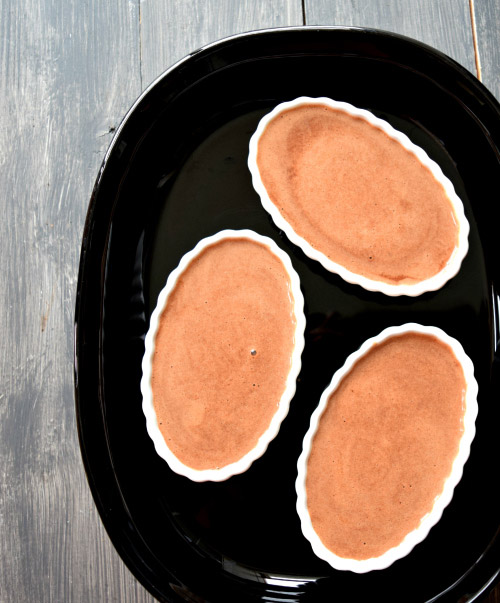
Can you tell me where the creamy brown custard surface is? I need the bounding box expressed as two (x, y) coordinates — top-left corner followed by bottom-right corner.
(257, 105), (459, 285)
(151, 237), (296, 471)
(306, 333), (466, 560)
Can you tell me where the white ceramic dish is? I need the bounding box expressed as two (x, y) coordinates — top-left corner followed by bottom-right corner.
(248, 97), (470, 297)
(296, 323), (478, 573)
(141, 229), (306, 482)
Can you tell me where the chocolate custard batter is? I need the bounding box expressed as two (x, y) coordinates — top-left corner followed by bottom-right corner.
(257, 105), (458, 284)
(306, 333), (466, 560)
(151, 237), (296, 471)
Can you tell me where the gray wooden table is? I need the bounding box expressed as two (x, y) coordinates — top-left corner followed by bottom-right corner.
(1, 1), (499, 601)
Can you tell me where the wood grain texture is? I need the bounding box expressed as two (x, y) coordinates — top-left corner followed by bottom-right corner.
(473, 0), (500, 101)
(304, 0), (478, 76)
(0, 0), (147, 601)
(140, 0), (304, 88)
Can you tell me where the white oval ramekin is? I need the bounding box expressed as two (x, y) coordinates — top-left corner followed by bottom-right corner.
(141, 229), (306, 482)
(296, 322), (478, 572)
(248, 97), (470, 297)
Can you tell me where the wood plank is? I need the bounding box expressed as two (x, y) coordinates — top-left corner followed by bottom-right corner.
(304, 0), (477, 76)
(0, 0), (149, 601)
(473, 0), (500, 101)
(139, 0), (304, 88)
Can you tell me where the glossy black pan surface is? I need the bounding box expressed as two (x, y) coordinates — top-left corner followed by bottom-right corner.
(75, 27), (500, 602)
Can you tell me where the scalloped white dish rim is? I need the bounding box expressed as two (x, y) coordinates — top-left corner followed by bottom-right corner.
(295, 322), (478, 573)
(248, 97), (470, 297)
(141, 229), (306, 482)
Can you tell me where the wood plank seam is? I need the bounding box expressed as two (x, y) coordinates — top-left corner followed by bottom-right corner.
(139, 0), (144, 90)
(469, 0), (482, 80)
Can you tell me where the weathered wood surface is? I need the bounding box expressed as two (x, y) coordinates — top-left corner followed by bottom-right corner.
(305, 0), (478, 74)
(0, 0), (498, 601)
(475, 0), (500, 101)
(140, 0), (304, 88)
